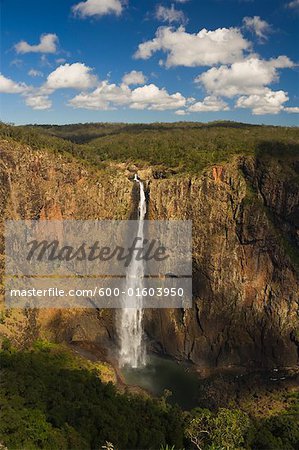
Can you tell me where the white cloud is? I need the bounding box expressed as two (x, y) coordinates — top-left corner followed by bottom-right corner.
(284, 106), (299, 113)
(72, 0), (123, 18)
(28, 69), (43, 77)
(196, 56), (294, 98)
(236, 89), (289, 114)
(243, 16), (271, 41)
(122, 70), (146, 85)
(0, 74), (28, 94)
(130, 84), (186, 110)
(45, 63), (98, 91)
(188, 96), (229, 112)
(56, 58), (67, 64)
(287, 0), (299, 8)
(156, 5), (187, 24)
(69, 81), (130, 109)
(15, 33), (58, 54)
(175, 109), (187, 115)
(0, 73), (52, 111)
(174, 0), (190, 2)
(68, 80), (186, 111)
(134, 26), (251, 67)
(25, 95), (52, 110)
(0, 72), (51, 112)
(40, 55), (52, 68)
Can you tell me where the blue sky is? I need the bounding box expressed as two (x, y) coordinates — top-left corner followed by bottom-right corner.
(0, 0), (298, 125)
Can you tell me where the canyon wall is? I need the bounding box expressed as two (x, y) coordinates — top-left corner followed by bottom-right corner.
(0, 139), (298, 369)
(145, 157), (299, 368)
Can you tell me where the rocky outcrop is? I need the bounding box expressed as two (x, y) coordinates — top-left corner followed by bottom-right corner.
(0, 139), (298, 369)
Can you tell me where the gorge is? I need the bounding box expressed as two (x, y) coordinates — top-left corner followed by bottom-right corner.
(0, 122), (298, 449)
(0, 125), (298, 372)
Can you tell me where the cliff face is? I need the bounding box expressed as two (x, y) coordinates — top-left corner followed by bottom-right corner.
(145, 157), (299, 368)
(0, 140), (132, 348)
(0, 139), (298, 369)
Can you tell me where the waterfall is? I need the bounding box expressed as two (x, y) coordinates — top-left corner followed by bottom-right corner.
(119, 174), (146, 368)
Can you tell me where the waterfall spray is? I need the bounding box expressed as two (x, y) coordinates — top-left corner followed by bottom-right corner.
(119, 174), (146, 368)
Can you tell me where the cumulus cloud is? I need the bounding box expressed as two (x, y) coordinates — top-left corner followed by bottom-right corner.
(122, 70), (146, 85)
(134, 26), (251, 67)
(130, 84), (186, 110)
(4, 65), (187, 113)
(236, 89), (289, 115)
(28, 69), (43, 77)
(196, 56), (294, 98)
(72, 0), (123, 18)
(68, 80), (186, 110)
(0, 74), (29, 94)
(287, 0), (299, 8)
(69, 81), (130, 109)
(45, 63), (98, 91)
(25, 95), (52, 110)
(284, 106), (299, 113)
(243, 16), (271, 41)
(15, 33), (58, 54)
(175, 109), (188, 115)
(0, 73), (52, 110)
(1, 63), (99, 111)
(188, 96), (229, 112)
(156, 5), (187, 24)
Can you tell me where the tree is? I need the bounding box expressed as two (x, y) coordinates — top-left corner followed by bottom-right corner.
(212, 408), (250, 449)
(185, 409), (213, 450)
(185, 408), (250, 450)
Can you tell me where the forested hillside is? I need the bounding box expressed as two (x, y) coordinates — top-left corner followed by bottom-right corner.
(1, 121), (299, 173)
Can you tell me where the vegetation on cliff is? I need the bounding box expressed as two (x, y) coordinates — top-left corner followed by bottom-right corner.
(0, 340), (298, 450)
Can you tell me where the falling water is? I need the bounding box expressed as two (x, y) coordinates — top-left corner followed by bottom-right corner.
(119, 174), (147, 368)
